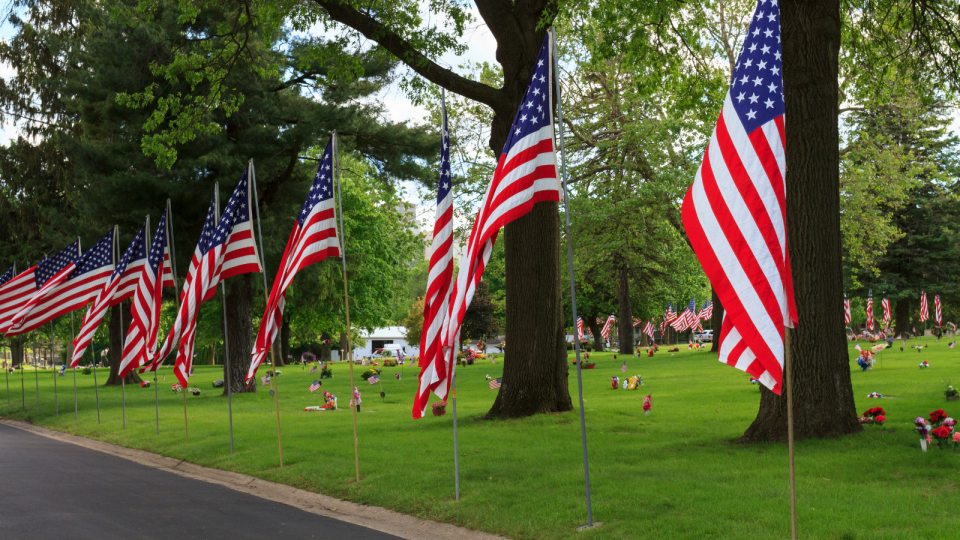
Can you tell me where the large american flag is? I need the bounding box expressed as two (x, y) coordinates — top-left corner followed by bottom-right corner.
(2, 236), (114, 336)
(866, 292), (874, 331)
(425, 34), (561, 410)
(632, 316), (642, 327)
(119, 212), (171, 377)
(248, 140), (341, 384)
(113, 223), (175, 304)
(919, 291), (929, 322)
(0, 264), (36, 331)
(671, 298), (697, 332)
(681, 0), (797, 394)
(600, 315), (616, 340)
(935, 294), (942, 327)
(0, 242), (79, 334)
(642, 321), (656, 341)
(844, 298), (851, 325)
(72, 227), (146, 367)
(576, 317), (584, 340)
(660, 303), (675, 333)
(698, 300), (713, 321)
(414, 98), (455, 419)
(881, 298), (891, 326)
(0, 266), (13, 288)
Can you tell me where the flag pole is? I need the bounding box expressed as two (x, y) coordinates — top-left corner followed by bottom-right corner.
(91, 330), (101, 424)
(4, 336), (9, 409)
(785, 327), (797, 540)
(249, 159), (282, 466)
(71, 311), (77, 420)
(441, 90), (461, 501)
(550, 26), (595, 530)
(213, 184), (235, 454)
(164, 199), (182, 437)
(120, 221), (133, 431)
(51, 320), (58, 416)
(333, 130), (361, 482)
(33, 332), (40, 414)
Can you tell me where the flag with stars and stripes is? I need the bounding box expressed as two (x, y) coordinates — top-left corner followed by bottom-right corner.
(661, 303), (677, 333)
(681, 0), (797, 394)
(489, 377), (502, 390)
(632, 316), (642, 327)
(671, 298), (697, 332)
(2, 237), (114, 336)
(119, 212), (171, 377)
(866, 292), (874, 331)
(844, 298), (851, 326)
(576, 317), (584, 340)
(113, 222), (175, 305)
(248, 139), (342, 384)
(0, 266), (13, 288)
(620, 361), (627, 373)
(920, 292), (929, 323)
(0, 264), (35, 331)
(309, 380), (321, 392)
(642, 321), (656, 341)
(601, 315), (616, 340)
(152, 172), (264, 386)
(881, 298), (891, 327)
(414, 96), (456, 418)
(935, 294), (942, 327)
(698, 300), (713, 321)
(72, 227), (143, 367)
(429, 33), (562, 408)
(368, 374), (380, 385)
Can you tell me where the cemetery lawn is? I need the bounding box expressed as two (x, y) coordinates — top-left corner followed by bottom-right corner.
(3, 340), (960, 539)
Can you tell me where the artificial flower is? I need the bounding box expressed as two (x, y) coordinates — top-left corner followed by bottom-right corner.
(932, 426), (953, 439)
(875, 415), (886, 423)
(930, 409), (948, 424)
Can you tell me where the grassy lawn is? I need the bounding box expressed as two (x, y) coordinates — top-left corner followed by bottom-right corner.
(2, 340), (960, 539)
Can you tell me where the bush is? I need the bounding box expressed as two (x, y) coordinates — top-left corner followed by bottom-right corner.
(82, 367), (92, 375)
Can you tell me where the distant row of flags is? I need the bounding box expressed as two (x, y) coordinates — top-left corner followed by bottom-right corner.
(846, 290), (945, 331)
(0, 135), (347, 392)
(569, 299), (714, 345)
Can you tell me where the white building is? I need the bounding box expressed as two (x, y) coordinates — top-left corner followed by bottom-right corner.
(352, 327), (419, 358)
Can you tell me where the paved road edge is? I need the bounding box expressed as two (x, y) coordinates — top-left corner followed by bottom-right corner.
(0, 419), (508, 540)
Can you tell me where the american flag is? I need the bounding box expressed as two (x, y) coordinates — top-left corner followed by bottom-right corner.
(112, 220), (175, 305)
(881, 298), (891, 326)
(119, 212), (171, 377)
(309, 365), (318, 374)
(671, 298), (697, 332)
(414, 96), (455, 419)
(661, 303), (676, 333)
(844, 298), (851, 326)
(642, 321), (655, 341)
(681, 0), (797, 394)
(866, 292), (874, 331)
(3, 237), (113, 336)
(261, 375), (271, 386)
(489, 377), (502, 390)
(601, 315), (616, 340)
(429, 34), (561, 410)
(154, 172), (263, 386)
(368, 375), (380, 385)
(248, 140), (342, 384)
(950, 340), (956, 349)
(698, 300), (713, 321)
(309, 380), (321, 392)
(72, 226), (149, 367)
(632, 317), (642, 327)
(0, 265), (35, 332)
(395, 372), (401, 380)
(0, 266), (13, 288)
(935, 294), (942, 327)
(0, 241), (79, 334)
(920, 291), (929, 322)
(576, 317), (584, 340)
(620, 361), (627, 373)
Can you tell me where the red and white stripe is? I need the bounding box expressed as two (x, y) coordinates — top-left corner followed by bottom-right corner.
(881, 298), (891, 326)
(119, 217), (169, 377)
(844, 298), (851, 326)
(601, 315), (616, 340)
(0, 266), (37, 332)
(112, 252), (174, 305)
(935, 294), (942, 327)
(642, 321), (655, 341)
(866, 296), (874, 331)
(576, 318), (584, 340)
(919, 292), (929, 322)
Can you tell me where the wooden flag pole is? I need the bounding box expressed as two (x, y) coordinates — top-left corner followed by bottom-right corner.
(785, 327), (797, 540)
(249, 160), (283, 467)
(71, 312), (77, 420)
(51, 320), (58, 416)
(551, 27), (595, 530)
(333, 131), (360, 482)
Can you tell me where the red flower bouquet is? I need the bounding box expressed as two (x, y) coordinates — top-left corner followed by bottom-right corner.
(930, 409), (948, 424)
(859, 406), (887, 425)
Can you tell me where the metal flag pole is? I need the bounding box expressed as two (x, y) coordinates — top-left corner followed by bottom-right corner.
(785, 328), (797, 540)
(164, 199), (182, 437)
(4, 337), (9, 408)
(551, 27), (595, 530)
(71, 312), (77, 419)
(249, 161), (280, 465)
(213, 185), (235, 454)
(51, 320), (58, 416)
(20, 333), (25, 410)
(120, 221), (132, 431)
(333, 131), (360, 482)
(91, 330), (101, 424)
(33, 333), (40, 414)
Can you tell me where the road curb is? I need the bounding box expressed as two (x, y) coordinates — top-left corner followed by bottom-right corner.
(0, 419), (508, 540)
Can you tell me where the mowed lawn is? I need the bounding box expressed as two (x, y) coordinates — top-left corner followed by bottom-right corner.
(2, 340), (960, 539)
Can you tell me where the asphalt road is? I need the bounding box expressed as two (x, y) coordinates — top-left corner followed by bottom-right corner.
(0, 423), (403, 540)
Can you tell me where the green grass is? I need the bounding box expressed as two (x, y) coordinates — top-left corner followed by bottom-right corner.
(2, 341), (960, 539)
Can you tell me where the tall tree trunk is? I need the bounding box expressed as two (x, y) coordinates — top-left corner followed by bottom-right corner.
(710, 288), (724, 352)
(320, 330), (332, 363)
(280, 319), (290, 364)
(741, 0), (860, 441)
(9, 336), (23, 367)
(586, 315), (604, 352)
(486, 206), (573, 418)
(223, 274), (256, 394)
(617, 264), (633, 354)
(106, 301), (142, 386)
(895, 298), (910, 338)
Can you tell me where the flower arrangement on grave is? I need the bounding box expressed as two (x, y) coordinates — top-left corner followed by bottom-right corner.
(668, 347), (680, 352)
(360, 368), (381, 381)
(859, 407), (886, 425)
(140, 380), (151, 388)
(622, 374), (643, 390)
(384, 358), (398, 367)
(320, 365), (333, 379)
(322, 391), (337, 410)
(212, 379), (224, 388)
(750, 377), (760, 385)
(189, 387), (201, 396)
(946, 385), (959, 401)
(172, 383), (182, 393)
(431, 400), (447, 416)
(643, 395), (652, 416)
(857, 350), (875, 371)
(920, 361), (930, 368)
(611, 376), (619, 389)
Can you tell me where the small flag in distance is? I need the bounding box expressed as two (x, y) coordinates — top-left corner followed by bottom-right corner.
(309, 380), (321, 392)
(309, 365), (318, 374)
(490, 377), (502, 390)
(262, 375), (271, 386)
(951, 341), (956, 349)
(621, 361), (627, 373)
(395, 372), (401, 380)
(368, 375), (380, 385)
